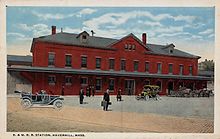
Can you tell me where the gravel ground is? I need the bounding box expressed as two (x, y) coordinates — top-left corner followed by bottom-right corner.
(7, 95), (214, 132)
(64, 95), (214, 119)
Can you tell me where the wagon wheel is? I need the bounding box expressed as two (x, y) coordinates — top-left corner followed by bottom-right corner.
(21, 99), (32, 109)
(53, 100), (63, 110)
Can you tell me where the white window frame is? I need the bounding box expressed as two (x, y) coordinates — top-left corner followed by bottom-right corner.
(48, 75), (56, 85)
(133, 60), (139, 72)
(95, 57), (102, 69)
(80, 77), (88, 86)
(81, 55), (87, 69)
(48, 52), (55, 67)
(109, 78), (115, 92)
(109, 58), (115, 70)
(189, 65), (193, 75)
(179, 64), (184, 75)
(120, 59), (126, 71)
(65, 54), (72, 68)
(95, 77), (102, 92)
(145, 61), (150, 73)
(168, 63), (173, 74)
(65, 76), (72, 86)
(157, 62), (162, 74)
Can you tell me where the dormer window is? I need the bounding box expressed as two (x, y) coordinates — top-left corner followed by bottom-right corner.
(170, 49), (173, 53)
(124, 43), (136, 51)
(82, 35), (87, 40)
(76, 31), (89, 44)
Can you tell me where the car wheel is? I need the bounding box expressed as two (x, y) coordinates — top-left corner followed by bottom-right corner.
(21, 99), (32, 109)
(53, 100), (63, 110)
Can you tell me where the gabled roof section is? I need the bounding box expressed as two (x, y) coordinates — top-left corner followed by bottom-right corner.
(107, 33), (151, 51)
(146, 43), (200, 59)
(30, 32), (118, 52)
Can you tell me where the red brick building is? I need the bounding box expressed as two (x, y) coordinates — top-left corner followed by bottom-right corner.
(8, 26), (210, 95)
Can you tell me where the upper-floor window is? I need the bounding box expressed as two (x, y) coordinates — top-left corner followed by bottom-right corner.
(121, 59), (126, 71)
(109, 59), (115, 70)
(157, 63), (162, 74)
(145, 62), (149, 72)
(48, 75), (56, 85)
(109, 79), (115, 91)
(124, 44), (136, 51)
(80, 77), (88, 85)
(65, 76), (72, 85)
(189, 66), (193, 75)
(96, 58), (101, 69)
(134, 61), (139, 71)
(48, 52), (55, 66)
(179, 65), (184, 75)
(96, 78), (102, 91)
(169, 64), (173, 74)
(81, 56), (87, 68)
(65, 55), (72, 67)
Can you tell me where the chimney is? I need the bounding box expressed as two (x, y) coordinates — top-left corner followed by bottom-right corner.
(142, 33), (147, 45)
(52, 26), (56, 35)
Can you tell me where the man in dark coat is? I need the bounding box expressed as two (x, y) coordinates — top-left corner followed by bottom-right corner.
(117, 88), (122, 101)
(103, 89), (110, 111)
(79, 88), (84, 104)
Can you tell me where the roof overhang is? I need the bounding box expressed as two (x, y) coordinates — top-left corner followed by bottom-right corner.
(7, 66), (211, 81)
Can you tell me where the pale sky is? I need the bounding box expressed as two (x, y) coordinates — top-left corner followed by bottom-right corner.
(6, 7), (214, 62)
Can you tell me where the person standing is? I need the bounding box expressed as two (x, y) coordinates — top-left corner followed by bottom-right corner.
(61, 85), (65, 96)
(92, 85), (95, 96)
(117, 88), (122, 101)
(103, 89), (110, 111)
(79, 88), (84, 104)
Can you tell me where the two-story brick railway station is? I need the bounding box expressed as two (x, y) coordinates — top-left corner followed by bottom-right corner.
(7, 26), (211, 96)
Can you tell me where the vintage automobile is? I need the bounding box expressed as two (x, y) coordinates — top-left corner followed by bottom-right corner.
(15, 90), (64, 110)
(135, 85), (161, 101)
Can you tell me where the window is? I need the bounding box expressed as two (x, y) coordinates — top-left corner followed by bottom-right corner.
(80, 77), (88, 85)
(81, 56), (87, 68)
(124, 44), (128, 50)
(109, 79), (115, 91)
(121, 59), (126, 71)
(156, 80), (162, 91)
(134, 61), (139, 71)
(128, 44), (132, 50)
(109, 59), (115, 70)
(96, 58), (101, 69)
(169, 64), (173, 74)
(157, 63), (162, 74)
(96, 78), (102, 91)
(145, 62), (149, 72)
(179, 65), (184, 75)
(82, 35), (87, 39)
(65, 76), (72, 85)
(65, 55), (72, 67)
(132, 44), (136, 50)
(48, 52), (55, 66)
(48, 75), (56, 85)
(189, 66), (193, 75)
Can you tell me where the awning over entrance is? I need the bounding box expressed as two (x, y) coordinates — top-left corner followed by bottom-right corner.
(7, 65), (211, 81)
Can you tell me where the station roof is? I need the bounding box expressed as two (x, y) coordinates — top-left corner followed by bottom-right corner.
(8, 65), (211, 81)
(7, 55), (32, 66)
(31, 31), (200, 59)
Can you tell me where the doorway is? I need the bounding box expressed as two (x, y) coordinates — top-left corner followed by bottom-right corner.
(167, 81), (174, 95)
(124, 80), (135, 95)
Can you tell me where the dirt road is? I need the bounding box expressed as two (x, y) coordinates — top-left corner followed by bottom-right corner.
(7, 97), (213, 133)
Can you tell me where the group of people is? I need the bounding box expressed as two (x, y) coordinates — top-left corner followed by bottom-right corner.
(79, 87), (123, 111)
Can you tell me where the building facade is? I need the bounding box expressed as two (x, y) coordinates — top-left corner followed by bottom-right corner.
(8, 26), (210, 96)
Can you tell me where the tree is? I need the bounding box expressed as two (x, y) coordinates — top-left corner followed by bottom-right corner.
(199, 59), (214, 71)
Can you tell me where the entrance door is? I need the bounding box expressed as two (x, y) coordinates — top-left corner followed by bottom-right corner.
(167, 81), (174, 95)
(124, 80), (135, 95)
